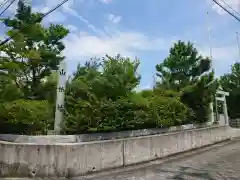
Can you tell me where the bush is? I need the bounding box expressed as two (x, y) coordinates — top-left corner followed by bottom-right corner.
(63, 96), (153, 134)
(148, 96), (194, 128)
(0, 100), (53, 134)
(63, 92), (194, 134)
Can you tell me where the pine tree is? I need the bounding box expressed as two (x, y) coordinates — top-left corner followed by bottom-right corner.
(156, 41), (218, 123)
(156, 40), (211, 90)
(0, 1), (69, 99)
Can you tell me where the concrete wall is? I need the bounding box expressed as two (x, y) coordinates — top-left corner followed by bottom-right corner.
(0, 134), (77, 144)
(0, 124), (208, 144)
(0, 126), (233, 178)
(230, 119), (240, 128)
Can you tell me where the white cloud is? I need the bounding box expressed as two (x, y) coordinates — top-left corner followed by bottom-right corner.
(62, 7), (104, 35)
(198, 45), (239, 76)
(100, 0), (112, 4)
(46, 11), (67, 22)
(67, 25), (78, 32)
(32, 0), (103, 35)
(63, 31), (167, 60)
(107, 13), (122, 24)
(211, 0), (240, 15)
(199, 45), (238, 62)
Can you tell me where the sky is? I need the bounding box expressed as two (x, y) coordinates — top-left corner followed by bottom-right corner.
(1, 0), (240, 89)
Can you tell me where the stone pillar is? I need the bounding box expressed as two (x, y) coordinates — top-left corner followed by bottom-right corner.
(209, 102), (214, 125)
(223, 96), (229, 125)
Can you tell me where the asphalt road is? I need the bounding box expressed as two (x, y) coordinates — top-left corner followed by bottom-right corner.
(80, 140), (240, 180)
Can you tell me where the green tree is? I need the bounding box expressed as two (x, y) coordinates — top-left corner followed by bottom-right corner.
(63, 55), (142, 133)
(220, 62), (240, 118)
(0, 1), (69, 100)
(0, 100), (53, 134)
(156, 41), (217, 123)
(0, 74), (23, 102)
(0, 2), (68, 134)
(63, 54), (194, 134)
(181, 72), (218, 123)
(37, 72), (58, 104)
(156, 40), (211, 90)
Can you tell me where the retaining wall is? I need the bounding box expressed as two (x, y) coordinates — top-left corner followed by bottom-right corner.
(0, 124), (207, 144)
(230, 119), (240, 128)
(0, 125), (233, 177)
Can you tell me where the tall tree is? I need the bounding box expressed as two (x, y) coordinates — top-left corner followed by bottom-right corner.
(156, 40), (211, 90)
(64, 55), (142, 133)
(220, 62), (240, 118)
(156, 40), (217, 123)
(0, 1), (69, 99)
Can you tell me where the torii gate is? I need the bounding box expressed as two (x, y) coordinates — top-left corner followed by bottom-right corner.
(210, 86), (229, 125)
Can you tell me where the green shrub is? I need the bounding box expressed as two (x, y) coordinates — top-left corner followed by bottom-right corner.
(149, 96), (194, 127)
(63, 93), (193, 134)
(63, 96), (153, 134)
(0, 100), (53, 134)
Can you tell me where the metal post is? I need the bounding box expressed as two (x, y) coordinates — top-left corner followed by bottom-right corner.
(54, 61), (67, 134)
(236, 32), (240, 61)
(207, 11), (216, 123)
(207, 11), (213, 60)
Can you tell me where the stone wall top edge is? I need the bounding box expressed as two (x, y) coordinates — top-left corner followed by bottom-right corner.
(0, 125), (228, 146)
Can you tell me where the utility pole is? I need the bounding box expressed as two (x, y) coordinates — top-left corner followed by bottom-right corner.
(236, 32), (240, 61)
(207, 11), (218, 124)
(53, 61), (67, 134)
(207, 12), (213, 61)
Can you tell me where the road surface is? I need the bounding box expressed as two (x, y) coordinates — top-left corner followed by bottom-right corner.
(80, 140), (240, 180)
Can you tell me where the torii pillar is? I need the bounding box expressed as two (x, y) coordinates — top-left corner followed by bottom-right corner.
(216, 88), (229, 125)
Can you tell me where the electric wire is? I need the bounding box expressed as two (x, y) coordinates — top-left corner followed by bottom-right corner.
(219, 0), (240, 17)
(0, 0), (17, 17)
(213, 0), (240, 22)
(0, 0), (69, 46)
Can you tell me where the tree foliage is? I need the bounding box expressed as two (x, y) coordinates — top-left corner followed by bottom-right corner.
(0, 2), (227, 135)
(156, 41), (211, 90)
(0, 2), (67, 134)
(0, 1), (68, 100)
(0, 100), (52, 134)
(156, 41), (218, 123)
(220, 63), (240, 118)
(64, 55), (144, 133)
(62, 54), (194, 134)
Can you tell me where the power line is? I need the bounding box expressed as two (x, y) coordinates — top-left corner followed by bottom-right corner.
(213, 0), (240, 22)
(0, 0), (17, 17)
(0, 0), (69, 46)
(0, 0), (11, 10)
(219, 0), (240, 17)
(42, 0), (69, 18)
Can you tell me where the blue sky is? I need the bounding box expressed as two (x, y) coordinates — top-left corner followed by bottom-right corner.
(1, 0), (240, 89)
